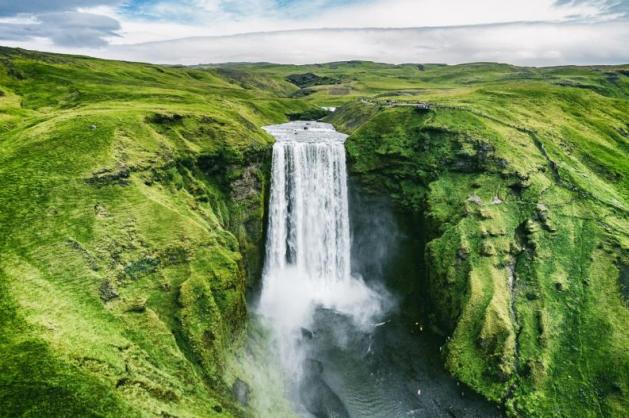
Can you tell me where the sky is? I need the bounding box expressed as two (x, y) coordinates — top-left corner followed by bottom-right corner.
(0, 0), (628, 65)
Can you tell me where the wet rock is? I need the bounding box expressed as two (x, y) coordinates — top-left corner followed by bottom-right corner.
(477, 142), (493, 154)
(524, 219), (538, 234)
(535, 203), (557, 232)
(304, 358), (324, 375)
(536, 203), (549, 222)
(232, 378), (250, 407)
(415, 103), (432, 112)
(230, 164), (261, 201)
(456, 248), (469, 261)
(301, 327), (314, 340)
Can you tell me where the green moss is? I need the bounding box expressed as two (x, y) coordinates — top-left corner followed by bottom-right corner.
(0, 48), (287, 417)
(343, 84), (628, 416)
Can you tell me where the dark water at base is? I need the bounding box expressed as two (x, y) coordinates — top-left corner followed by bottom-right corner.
(287, 181), (501, 418)
(298, 308), (502, 418)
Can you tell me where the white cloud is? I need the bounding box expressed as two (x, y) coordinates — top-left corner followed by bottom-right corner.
(96, 21), (629, 66)
(0, 1), (627, 65)
(76, 0), (629, 45)
(307, 0), (604, 28)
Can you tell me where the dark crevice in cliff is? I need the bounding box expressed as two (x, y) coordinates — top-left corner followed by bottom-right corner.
(347, 177), (459, 339)
(349, 179), (427, 322)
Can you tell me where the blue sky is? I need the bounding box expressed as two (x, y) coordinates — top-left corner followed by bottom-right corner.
(0, 1), (627, 64)
(120, 0), (368, 18)
(118, 0), (372, 24)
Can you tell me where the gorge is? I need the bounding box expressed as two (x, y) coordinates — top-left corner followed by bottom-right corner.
(0, 48), (627, 418)
(248, 121), (501, 417)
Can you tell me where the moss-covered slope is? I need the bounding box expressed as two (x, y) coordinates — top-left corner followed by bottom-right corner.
(335, 81), (628, 416)
(0, 48), (299, 417)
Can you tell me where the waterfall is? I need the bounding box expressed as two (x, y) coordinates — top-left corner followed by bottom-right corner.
(250, 122), (496, 418)
(257, 121), (384, 380)
(264, 121), (351, 283)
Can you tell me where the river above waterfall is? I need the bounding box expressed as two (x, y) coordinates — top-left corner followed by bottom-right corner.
(249, 121), (501, 418)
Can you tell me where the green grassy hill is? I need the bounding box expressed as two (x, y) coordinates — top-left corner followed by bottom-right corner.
(0, 47), (296, 417)
(1, 47), (628, 417)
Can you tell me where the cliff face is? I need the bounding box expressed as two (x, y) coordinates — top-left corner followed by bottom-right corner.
(0, 49), (276, 417)
(336, 91), (628, 416)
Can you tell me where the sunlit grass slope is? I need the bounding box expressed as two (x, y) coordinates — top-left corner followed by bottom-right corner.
(0, 47), (304, 417)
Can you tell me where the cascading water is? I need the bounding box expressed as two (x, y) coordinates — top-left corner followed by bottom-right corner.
(257, 121), (386, 413)
(252, 121), (501, 418)
(263, 121), (351, 284)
